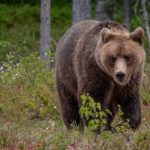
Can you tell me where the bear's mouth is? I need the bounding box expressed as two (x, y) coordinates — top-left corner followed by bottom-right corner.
(114, 75), (130, 86)
(114, 79), (128, 86)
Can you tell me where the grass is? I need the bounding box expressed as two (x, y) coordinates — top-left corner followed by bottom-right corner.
(0, 53), (150, 150)
(0, 107), (150, 149)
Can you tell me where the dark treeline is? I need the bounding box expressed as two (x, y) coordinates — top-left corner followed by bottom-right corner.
(0, 0), (71, 5)
(0, 0), (39, 5)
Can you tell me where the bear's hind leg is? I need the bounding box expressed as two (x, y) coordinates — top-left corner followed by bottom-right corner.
(56, 80), (81, 129)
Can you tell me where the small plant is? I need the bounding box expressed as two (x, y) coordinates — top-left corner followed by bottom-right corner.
(0, 131), (10, 147)
(79, 94), (107, 131)
(0, 52), (59, 121)
(114, 105), (130, 133)
(142, 90), (150, 105)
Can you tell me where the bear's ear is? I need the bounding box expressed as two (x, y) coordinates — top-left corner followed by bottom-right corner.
(100, 28), (114, 43)
(130, 27), (144, 45)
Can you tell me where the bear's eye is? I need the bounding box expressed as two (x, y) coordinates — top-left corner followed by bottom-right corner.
(123, 55), (130, 61)
(110, 56), (116, 64)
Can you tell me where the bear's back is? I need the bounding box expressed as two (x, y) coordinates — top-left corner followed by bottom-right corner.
(56, 20), (99, 94)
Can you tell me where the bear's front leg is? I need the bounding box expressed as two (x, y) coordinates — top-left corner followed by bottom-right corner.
(120, 94), (141, 130)
(105, 102), (118, 130)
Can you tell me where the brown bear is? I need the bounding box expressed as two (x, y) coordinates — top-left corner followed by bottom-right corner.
(56, 20), (145, 130)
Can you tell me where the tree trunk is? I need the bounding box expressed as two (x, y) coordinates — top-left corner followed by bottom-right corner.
(40, 0), (51, 68)
(73, 0), (91, 24)
(141, 0), (150, 54)
(124, 0), (131, 30)
(95, 0), (110, 21)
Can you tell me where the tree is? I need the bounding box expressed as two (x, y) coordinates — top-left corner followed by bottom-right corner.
(95, 0), (110, 21)
(124, 0), (131, 30)
(141, 0), (150, 54)
(72, 0), (91, 24)
(39, 0), (51, 68)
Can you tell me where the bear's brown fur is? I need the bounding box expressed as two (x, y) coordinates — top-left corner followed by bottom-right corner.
(56, 20), (145, 130)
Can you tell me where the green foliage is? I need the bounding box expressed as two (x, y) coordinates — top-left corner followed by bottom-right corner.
(0, 131), (10, 147)
(142, 90), (150, 105)
(142, 65), (150, 105)
(0, 4), (40, 61)
(0, 3), (71, 61)
(0, 41), (31, 62)
(113, 105), (131, 133)
(51, 2), (72, 41)
(79, 95), (131, 132)
(0, 52), (59, 121)
(80, 94), (107, 130)
(107, 0), (124, 22)
(135, 130), (150, 149)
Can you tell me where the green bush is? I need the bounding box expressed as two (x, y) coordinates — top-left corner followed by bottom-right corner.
(80, 95), (107, 131)
(0, 52), (59, 121)
(0, 4), (40, 61)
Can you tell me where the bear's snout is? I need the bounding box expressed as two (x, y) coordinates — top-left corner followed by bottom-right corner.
(115, 71), (126, 82)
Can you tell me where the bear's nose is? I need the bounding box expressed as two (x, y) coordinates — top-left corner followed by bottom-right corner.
(115, 72), (125, 82)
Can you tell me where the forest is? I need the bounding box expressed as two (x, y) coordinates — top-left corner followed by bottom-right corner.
(0, 0), (150, 149)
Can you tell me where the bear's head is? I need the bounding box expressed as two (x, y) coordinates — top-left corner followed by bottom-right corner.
(96, 27), (145, 86)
